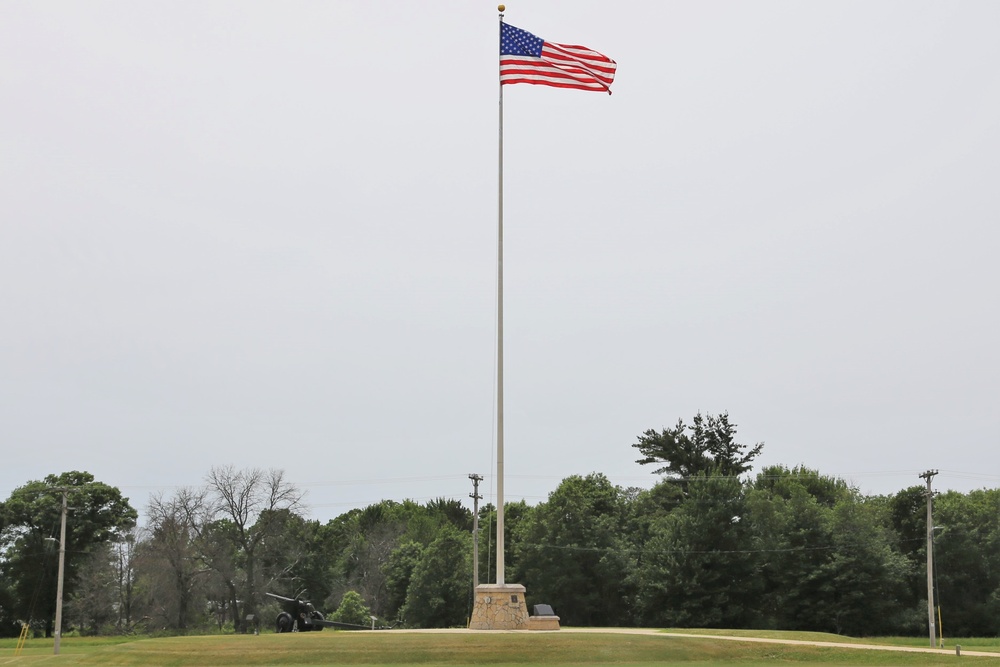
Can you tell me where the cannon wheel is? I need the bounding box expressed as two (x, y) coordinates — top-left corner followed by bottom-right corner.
(276, 611), (294, 633)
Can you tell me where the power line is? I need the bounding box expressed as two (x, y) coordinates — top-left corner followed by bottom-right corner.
(109, 468), (1000, 495)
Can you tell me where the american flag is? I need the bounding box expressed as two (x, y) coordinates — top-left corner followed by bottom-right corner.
(500, 23), (616, 94)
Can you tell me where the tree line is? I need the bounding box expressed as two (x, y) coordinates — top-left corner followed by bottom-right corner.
(2, 413), (998, 637)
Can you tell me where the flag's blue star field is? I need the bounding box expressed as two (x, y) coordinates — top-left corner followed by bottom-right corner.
(501, 23), (544, 57)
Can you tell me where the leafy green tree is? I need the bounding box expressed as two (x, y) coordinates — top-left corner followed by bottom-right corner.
(382, 541), (423, 623)
(746, 466), (857, 631)
(633, 472), (759, 628)
(514, 474), (630, 626)
(476, 500), (531, 585)
(425, 498), (473, 532)
(815, 497), (911, 635)
(320, 497), (474, 620)
(632, 412), (763, 488)
(622, 480), (685, 549)
(884, 485), (931, 631)
(0, 471), (137, 637)
(400, 525), (470, 628)
(254, 508), (315, 595)
(933, 489), (1000, 636)
(279, 518), (337, 612)
(325, 501), (411, 618)
(331, 590), (373, 626)
(745, 467), (914, 635)
(752, 465), (852, 508)
(0, 577), (15, 638)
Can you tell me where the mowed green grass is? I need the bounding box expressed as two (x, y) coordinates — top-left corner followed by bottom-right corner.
(3, 630), (1000, 666)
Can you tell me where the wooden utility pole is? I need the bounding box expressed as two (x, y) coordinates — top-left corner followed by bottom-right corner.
(53, 488), (68, 655)
(920, 469), (938, 648)
(469, 474), (483, 587)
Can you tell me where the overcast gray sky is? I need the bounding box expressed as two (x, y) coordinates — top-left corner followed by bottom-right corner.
(2, 1), (998, 523)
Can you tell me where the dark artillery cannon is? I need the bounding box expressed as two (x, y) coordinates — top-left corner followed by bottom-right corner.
(265, 591), (375, 632)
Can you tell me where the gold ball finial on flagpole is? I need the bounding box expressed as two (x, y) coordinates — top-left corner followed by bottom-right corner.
(498, 5), (505, 12)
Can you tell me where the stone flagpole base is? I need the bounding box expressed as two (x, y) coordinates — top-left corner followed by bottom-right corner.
(469, 584), (529, 630)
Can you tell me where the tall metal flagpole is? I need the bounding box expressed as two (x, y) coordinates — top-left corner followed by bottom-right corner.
(495, 3), (506, 587)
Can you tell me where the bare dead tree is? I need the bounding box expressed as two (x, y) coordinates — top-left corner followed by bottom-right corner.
(143, 487), (214, 631)
(205, 466), (304, 632)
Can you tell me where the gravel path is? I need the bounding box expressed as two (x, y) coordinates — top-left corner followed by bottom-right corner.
(560, 628), (1000, 659)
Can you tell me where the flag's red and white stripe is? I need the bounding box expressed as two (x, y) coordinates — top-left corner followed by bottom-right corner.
(501, 41), (616, 94)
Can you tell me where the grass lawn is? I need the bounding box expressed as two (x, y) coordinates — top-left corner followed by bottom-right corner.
(2, 630), (999, 666)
